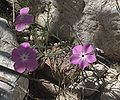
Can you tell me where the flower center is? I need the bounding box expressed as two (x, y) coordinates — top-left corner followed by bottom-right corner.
(82, 54), (84, 57)
(80, 52), (86, 60)
(19, 16), (25, 22)
(21, 54), (28, 61)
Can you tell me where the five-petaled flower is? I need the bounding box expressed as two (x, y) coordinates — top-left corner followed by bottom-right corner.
(70, 44), (97, 70)
(15, 7), (34, 31)
(12, 42), (38, 73)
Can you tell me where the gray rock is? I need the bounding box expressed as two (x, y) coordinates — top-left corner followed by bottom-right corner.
(74, 0), (120, 60)
(5, 0), (17, 4)
(56, 91), (78, 100)
(37, 79), (59, 96)
(0, 18), (16, 53)
(101, 68), (120, 100)
(68, 64), (105, 97)
(101, 92), (116, 100)
(0, 17), (28, 100)
(35, 0), (85, 40)
(6, 0), (85, 40)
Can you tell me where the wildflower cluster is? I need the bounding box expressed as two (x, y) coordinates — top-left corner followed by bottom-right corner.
(11, 7), (97, 73)
(1, 1), (120, 100)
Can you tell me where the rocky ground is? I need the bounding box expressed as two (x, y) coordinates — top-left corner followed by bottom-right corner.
(0, 0), (120, 100)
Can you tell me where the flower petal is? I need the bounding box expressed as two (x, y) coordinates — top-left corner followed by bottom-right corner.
(86, 54), (97, 63)
(14, 62), (26, 73)
(72, 45), (82, 54)
(12, 48), (21, 62)
(83, 44), (94, 54)
(15, 15), (33, 24)
(12, 46), (27, 62)
(22, 15), (34, 24)
(15, 23), (26, 31)
(79, 59), (89, 70)
(15, 15), (33, 31)
(70, 54), (80, 64)
(26, 59), (38, 72)
(26, 48), (37, 59)
(20, 42), (30, 48)
(15, 15), (22, 24)
(20, 7), (29, 15)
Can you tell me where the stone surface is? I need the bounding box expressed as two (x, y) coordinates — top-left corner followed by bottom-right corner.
(100, 68), (120, 100)
(68, 64), (106, 98)
(0, 18), (16, 53)
(74, 0), (120, 60)
(56, 91), (78, 100)
(6, 0), (85, 40)
(6, 0), (120, 60)
(37, 79), (59, 97)
(0, 17), (28, 100)
(4, 0), (120, 99)
(6, 0), (17, 3)
(35, 0), (85, 40)
(69, 74), (101, 97)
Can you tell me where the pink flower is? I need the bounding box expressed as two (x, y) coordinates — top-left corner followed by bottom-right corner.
(15, 7), (34, 31)
(12, 42), (38, 73)
(70, 44), (96, 70)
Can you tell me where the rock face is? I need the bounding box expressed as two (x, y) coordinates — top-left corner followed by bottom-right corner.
(74, 0), (120, 60)
(35, 0), (120, 60)
(101, 68), (120, 100)
(56, 91), (78, 100)
(6, 1), (120, 60)
(35, 0), (85, 40)
(0, 17), (28, 100)
(4, 0), (120, 100)
(68, 64), (104, 99)
(68, 64), (120, 100)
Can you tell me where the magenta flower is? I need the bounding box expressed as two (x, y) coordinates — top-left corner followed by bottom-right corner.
(12, 42), (38, 73)
(70, 44), (97, 70)
(15, 7), (34, 31)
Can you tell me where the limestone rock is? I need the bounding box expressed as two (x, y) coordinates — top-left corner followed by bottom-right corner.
(0, 17), (28, 100)
(56, 91), (78, 100)
(35, 0), (85, 40)
(101, 68), (120, 100)
(37, 79), (59, 96)
(74, 0), (120, 60)
(0, 18), (16, 53)
(69, 76), (101, 97)
(68, 65), (104, 97)
(5, 0), (17, 3)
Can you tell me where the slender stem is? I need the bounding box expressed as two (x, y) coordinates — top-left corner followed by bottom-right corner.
(12, 0), (15, 22)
